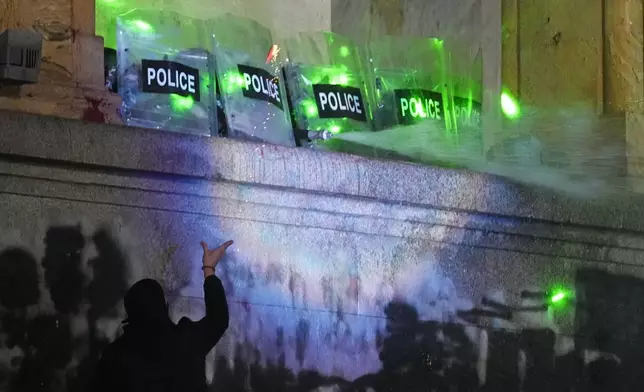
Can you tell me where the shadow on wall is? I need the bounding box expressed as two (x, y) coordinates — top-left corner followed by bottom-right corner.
(0, 225), (642, 392)
(211, 268), (644, 392)
(0, 225), (129, 392)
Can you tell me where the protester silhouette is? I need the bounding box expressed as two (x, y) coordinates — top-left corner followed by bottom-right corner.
(90, 240), (234, 392)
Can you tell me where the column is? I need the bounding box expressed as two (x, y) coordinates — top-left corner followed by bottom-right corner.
(603, 0), (644, 188)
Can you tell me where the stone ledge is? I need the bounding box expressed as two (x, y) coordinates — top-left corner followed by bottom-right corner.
(2, 160), (644, 265)
(1, 109), (644, 231)
(2, 158), (639, 251)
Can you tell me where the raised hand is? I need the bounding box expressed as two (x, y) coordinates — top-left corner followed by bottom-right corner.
(200, 240), (234, 273)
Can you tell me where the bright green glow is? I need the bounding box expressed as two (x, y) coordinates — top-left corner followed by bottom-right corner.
(97, 1), (130, 49)
(170, 94), (194, 112)
(308, 66), (352, 86)
(302, 100), (318, 118)
(501, 90), (520, 119)
(221, 72), (245, 94)
(168, 74), (208, 112)
(339, 46), (350, 57)
(548, 287), (573, 308)
(433, 38), (444, 48)
(550, 292), (566, 303)
(130, 19), (153, 33)
(329, 74), (349, 85)
(329, 124), (341, 133)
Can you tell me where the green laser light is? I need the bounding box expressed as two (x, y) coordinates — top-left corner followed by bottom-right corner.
(302, 100), (318, 117)
(550, 292), (566, 303)
(501, 91), (520, 119)
(169, 94), (194, 112)
(126, 19), (154, 33)
(221, 72), (245, 93)
(329, 74), (349, 86)
(547, 287), (574, 309)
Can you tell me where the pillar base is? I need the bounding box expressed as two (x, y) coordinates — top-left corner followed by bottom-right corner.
(0, 82), (121, 124)
(627, 111), (644, 192)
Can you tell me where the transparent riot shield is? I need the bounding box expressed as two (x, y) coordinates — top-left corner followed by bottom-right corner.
(444, 43), (484, 157)
(365, 36), (447, 132)
(117, 9), (216, 136)
(209, 14), (295, 146)
(283, 32), (372, 144)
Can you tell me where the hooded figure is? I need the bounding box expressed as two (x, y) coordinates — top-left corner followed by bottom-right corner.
(90, 241), (233, 392)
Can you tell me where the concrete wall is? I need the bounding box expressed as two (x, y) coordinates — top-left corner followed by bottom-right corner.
(2, 110), (644, 390)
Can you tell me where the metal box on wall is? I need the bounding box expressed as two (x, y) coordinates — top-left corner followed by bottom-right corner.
(0, 29), (42, 85)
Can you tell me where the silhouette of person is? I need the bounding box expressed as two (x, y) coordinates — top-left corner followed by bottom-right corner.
(89, 240), (234, 392)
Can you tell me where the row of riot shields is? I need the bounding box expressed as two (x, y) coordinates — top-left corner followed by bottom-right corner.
(115, 10), (483, 151)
